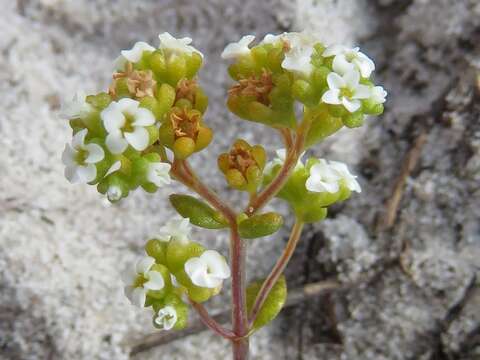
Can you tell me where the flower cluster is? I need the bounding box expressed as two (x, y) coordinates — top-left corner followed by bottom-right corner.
(122, 217), (230, 330)
(222, 32), (386, 145)
(62, 30), (386, 340)
(62, 33), (210, 202)
(264, 150), (361, 223)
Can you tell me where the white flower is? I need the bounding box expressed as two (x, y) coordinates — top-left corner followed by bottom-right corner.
(323, 45), (375, 78)
(281, 32), (318, 76)
(221, 35), (255, 60)
(122, 256), (165, 307)
(114, 41), (155, 70)
(154, 306), (178, 330)
(322, 70), (371, 113)
(370, 86), (387, 104)
(305, 159), (342, 193)
(157, 217), (192, 243)
(147, 162), (172, 187)
(329, 161), (361, 193)
(261, 33), (282, 45)
(107, 185), (123, 202)
(62, 129), (104, 184)
(184, 250), (231, 288)
(61, 91), (93, 119)
(158, 32), (203, 58)
(305, 159), (361, 194)
(100, 98), (155, 154)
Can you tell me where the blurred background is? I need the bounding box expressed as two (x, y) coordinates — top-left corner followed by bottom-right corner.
(1, 0), (479, 359)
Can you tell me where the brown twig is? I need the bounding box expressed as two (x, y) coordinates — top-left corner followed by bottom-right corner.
(128, 279), (341, 356)
(378, 131), (428, 231)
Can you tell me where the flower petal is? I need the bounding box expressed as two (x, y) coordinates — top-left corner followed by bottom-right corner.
(332, 54), (355, 76)
(101, 105), (125, 134)
(344, 70), (360, 89)
(116, 98), (139, 115)
(106, 133), (128, 154)
(144, 271), (165, 290)
(354, 53), (375, 78)
(326, 72), (345, 90)
(322, 44), (345, 57)
(72, 128), (88, 150)
(221, 35), (255, 59)
(76, 164), (97, 183)
(64, 166), (80, 184)
(136, 256), (156, 275)
(305, 177), (339, 193)
(124, 127), (150, 151)
(121, 267), (138, 286)
(342, 97), (361, 113)
(201, 250), (231, 279)
(107, 186), (123, 202)
(62, 144), (77, 167)
(155, 306), (178, 330)
(105, 161), (122, 177)
(84, 143), (105, 164)
(131, 287), (147, 307)
(371, 86), (387, 104)
(133, 108), (155, 127)
(322, 89), (342, 105)
(121, 41), (155, 63)
(158, 32), (203, 57)
(352, 84), (371, 100)
(184, 257), (209, 287)
(147, 162), (172, 187)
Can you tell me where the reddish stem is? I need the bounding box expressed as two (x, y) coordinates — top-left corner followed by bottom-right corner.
(189, 301), (237, 340)
(246, 121), (310, 216)
(248, 220), (304, 327)
(230, 225), (250, 359)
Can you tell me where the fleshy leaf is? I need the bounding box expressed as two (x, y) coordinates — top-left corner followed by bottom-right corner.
(246, 276), (287, 330)
(169, 194), (228, 229)
(238, 212), (283, 239)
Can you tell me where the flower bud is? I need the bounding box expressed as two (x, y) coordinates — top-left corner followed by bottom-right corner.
(145, 239), (168, 264)
(152, 293), (189, 331)
(218, 139), (266, 192)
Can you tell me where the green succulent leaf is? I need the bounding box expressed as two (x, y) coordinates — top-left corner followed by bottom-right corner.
(169, 194), (228, 229)
(238, 212), (284, 239)
(246, 276), (287, 330)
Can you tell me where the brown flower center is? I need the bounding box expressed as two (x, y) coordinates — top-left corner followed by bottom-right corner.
(229, 146), (257, 175)
(109, 62), (157, 99)
(170, 108), (201, 139)
(175, 79), (198, 103)
(228, 69), (274, 106)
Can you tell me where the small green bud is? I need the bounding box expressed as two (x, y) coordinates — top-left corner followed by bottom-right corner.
(185, 52), (203, 78)
(145, 239), (168, 264)
(166, 240), (205, 274)
(343, 111), (364, 128)
(238, 212), (284, 239)
(156, 84), (176, 119)
(173, 137), (196, 159)
(86, 92), (112, 110)
(304, 106), (343, 147)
